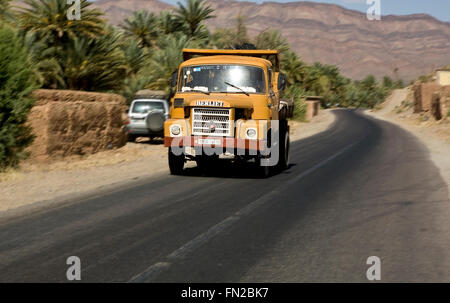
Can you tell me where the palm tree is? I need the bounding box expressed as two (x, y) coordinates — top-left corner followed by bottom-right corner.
(281, 51), (306, 86)
(283, 84), (307, 120)
(120, 10), (159, 48)
(121, 37), (149, 77)
(175, 0), (215, 38)
(18, 0), (105, 47)
(255, 30), (290, 55)
(0, 0), (15, 24)
(211, 15), (251, 49)
(157, 11), (183, 36)
(144, 34), (200, 92)
(22, 31), (64, 88)
(303, 63), (343, 97)
(211, 28), (233, 49)
(60, 29), (128, 91)
(234, 14), (249, 47)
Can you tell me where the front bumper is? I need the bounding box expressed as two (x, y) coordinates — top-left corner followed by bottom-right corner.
(164, 136), (268, 152)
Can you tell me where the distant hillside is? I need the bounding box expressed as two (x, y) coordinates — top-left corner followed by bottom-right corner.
(92, 0), (171, 24)
(91, 0), (450, 81)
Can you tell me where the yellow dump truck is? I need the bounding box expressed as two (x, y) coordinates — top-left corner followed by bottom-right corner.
(164, 49), (293, 177)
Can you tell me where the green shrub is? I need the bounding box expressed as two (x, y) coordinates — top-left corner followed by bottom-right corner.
(283, 85), (307, 121)
(293, 99), (307, 122)
(0, 26), (38, 170)
(0, 0), (15, 24)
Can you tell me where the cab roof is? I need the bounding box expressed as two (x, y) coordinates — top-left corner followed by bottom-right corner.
(182, 49), (279, 70)
(180, 55), (273, 70)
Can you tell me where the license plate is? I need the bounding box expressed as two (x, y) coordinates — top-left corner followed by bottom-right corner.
(198, 139), (221, 145)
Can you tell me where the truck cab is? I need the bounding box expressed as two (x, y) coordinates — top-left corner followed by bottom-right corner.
(164, 49), (293, 177)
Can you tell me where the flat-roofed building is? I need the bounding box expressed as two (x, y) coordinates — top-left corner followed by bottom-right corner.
(436, 69), (450, 86)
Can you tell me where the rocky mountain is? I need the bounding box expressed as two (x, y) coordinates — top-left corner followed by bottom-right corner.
(92, 0), (450, 81)
(90, 0), (171, 24)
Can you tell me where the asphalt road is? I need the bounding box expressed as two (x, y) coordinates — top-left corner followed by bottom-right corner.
(1, 109), (449, 282)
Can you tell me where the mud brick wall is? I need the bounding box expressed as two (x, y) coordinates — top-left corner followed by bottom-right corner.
(306, 100), (320, 120)
(27, 89), (127, 161)
(413, 83), (442, 113)
(430, 87), (450, 120)
(440, 89), (450, 120)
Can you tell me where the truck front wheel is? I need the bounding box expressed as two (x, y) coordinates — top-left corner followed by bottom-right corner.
(278, 124), (290, 171)
(168, 147), (185, 175)
(256, 158), (271, 178)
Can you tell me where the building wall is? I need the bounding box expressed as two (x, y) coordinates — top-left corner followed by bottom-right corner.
(437, 71), (450, 86)
(306, 101), (320, 120)
(413, 83), (442, 113)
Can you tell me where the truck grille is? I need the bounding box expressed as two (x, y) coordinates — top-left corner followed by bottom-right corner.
(192, 108), (232, 137)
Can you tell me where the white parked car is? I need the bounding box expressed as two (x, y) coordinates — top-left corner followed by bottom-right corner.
(125, 91), (170, 142)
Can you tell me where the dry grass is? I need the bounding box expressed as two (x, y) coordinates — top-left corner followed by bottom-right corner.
(21, 138), (165, 173)
(0, 138), (165, 184)
(0, 168), (24, 183)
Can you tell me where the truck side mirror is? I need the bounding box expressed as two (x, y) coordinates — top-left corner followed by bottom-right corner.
(278, 73), (287, 91)
(171, 70), (178, 89)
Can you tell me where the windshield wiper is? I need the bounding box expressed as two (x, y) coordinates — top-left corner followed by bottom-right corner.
(224, 81), (250, 96)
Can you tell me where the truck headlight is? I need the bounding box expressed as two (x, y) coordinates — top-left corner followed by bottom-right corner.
(170, 124), (181, 136)
(246, 128), (257, 139)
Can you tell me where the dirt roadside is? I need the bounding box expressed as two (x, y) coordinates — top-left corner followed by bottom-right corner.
(0, 110), (335, 214)
(367, 89), (450, 191)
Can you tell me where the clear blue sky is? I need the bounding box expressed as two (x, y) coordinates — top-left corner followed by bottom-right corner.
(161, 0), (450, 22)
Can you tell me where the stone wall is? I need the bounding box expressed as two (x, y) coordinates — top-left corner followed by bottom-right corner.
(27, 89), (127, 161)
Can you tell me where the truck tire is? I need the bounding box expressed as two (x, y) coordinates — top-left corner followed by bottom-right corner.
(277, 123), (290, 171)
(256, 157), (271, 178)
(168, 147), (185, 175)
(255, 129), (274, 178)
(127, 134), (137, 142)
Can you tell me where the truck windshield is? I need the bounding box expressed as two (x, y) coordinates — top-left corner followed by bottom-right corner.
(132, 101), (164, 114)
(179, 65), (266, 94)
